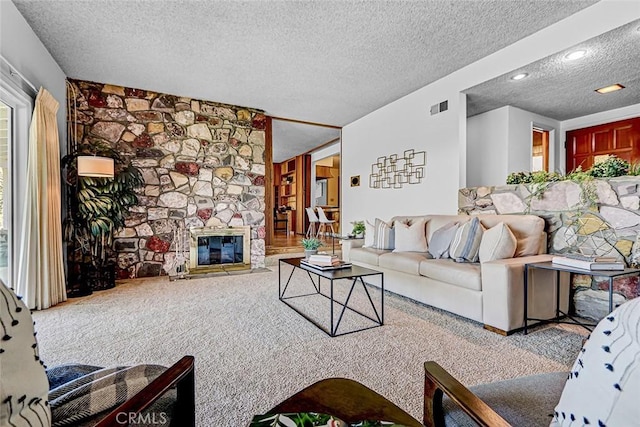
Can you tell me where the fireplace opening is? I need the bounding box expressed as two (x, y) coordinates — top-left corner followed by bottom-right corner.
(197, 235), (244, 265)
(189, 226), (250, 273)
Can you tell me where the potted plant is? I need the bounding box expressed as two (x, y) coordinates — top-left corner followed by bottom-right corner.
(301, 237), (322, 259)
(62, 142), (144, 294)
(351, 221), (365, 238)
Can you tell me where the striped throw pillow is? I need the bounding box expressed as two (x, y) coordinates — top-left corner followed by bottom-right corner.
(449, 217), (484, 262)
(373, 218), (394, 250)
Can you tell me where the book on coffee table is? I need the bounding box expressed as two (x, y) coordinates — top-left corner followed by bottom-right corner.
(300, 259), (352, 270)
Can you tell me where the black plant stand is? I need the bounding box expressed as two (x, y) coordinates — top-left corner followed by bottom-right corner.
(66, 260), (93, 297)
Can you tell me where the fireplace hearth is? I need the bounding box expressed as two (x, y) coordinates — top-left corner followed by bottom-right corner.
(189, 226), (251, 273)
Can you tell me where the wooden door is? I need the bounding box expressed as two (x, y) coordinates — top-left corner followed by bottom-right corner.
(566, 117), (640, 172)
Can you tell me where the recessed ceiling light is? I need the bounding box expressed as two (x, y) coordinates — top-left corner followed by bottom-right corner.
(565, 50), (586, 60)
(595, 84), (625, 94)
(511, 73), (528, 81)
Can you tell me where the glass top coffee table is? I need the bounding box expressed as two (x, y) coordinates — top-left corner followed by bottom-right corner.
(278, 257), (384, 337)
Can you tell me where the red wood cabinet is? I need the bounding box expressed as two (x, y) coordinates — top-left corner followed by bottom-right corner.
(566, 117), (640, 172)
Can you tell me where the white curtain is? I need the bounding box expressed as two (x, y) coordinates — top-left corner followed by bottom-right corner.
(16, 88), (66, 309)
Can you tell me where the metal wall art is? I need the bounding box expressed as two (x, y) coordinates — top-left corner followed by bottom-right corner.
(369, 149), (426, 189)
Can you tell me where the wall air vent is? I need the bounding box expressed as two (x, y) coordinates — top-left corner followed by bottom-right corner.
(430, 100), (448, 116)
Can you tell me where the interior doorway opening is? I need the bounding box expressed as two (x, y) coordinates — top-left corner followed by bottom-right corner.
(266, 117), (341, 254)
(532, 127), (549, 172)
(531, 122), (557, 174)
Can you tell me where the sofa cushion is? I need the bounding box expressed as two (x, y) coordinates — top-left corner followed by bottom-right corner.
(479, 222), (517, 263)
(393, 218), (428, 253)
(550, 296), (640, 427)
(449, 217), (484, 263)
(379, 252), (430, 275)
(419, 259), (482, 291)
(350, 247), (390, 266)
(428, 221), (459, 259)
(372, 218), (394, 250)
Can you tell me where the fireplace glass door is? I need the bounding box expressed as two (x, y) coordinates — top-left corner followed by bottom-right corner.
(197, 235), (244, 266)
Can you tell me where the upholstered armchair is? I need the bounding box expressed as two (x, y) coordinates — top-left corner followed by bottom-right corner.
(424, 296), (640, 426)
(0, 282), (195, 427)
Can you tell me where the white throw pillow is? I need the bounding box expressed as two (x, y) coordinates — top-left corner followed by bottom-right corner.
(393, 218), (428, 252)
(0, 282), (51, 427)
(550, 297), (640, 426)
(478, 222), (517, 263)
(363, 220), (375, 247)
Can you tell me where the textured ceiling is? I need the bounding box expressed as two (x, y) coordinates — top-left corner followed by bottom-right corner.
(12, 0), (600, 161)
(465, 19), (640, 120)
(271, 119), (340, 163)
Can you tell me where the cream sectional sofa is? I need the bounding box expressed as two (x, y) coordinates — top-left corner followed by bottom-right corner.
(341, 214), (568, 334)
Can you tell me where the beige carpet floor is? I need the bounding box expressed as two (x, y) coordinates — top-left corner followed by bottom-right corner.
(32, 266), (586, 426)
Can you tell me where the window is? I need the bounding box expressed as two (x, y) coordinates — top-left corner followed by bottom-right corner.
(0, 63), (35, 286)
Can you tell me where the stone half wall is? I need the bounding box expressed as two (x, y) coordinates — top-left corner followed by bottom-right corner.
(458, 177), (640, 320)
(68, 79), (267, 278)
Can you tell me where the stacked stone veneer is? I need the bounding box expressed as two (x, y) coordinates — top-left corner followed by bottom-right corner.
(68, 79), (267, 278)
(459, 177), (640, 320)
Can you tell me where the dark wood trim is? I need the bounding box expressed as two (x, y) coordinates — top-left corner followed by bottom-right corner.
(423, 361), (510, 427)
(270, 115), (342, 130)
(265, 116), (274, 245)
(270, 378), (421, 426)
(482, 324), (509, 336)
(565, 116), (640, 173)
(302, 154), (312, 233)
(95, 356), (195, 427)
(542, 130), (549, 172)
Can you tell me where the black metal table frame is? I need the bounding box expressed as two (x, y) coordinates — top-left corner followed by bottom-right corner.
(278, 257), (384, 337)
(523, 261), (640, 335)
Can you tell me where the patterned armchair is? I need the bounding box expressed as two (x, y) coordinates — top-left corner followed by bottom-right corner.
(0, 282), (195, 427)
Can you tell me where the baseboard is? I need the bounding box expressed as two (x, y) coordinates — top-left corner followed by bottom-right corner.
(483, 324), (518, 336)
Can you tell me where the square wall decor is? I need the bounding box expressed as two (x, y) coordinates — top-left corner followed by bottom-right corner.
(369, 149), (426, 189)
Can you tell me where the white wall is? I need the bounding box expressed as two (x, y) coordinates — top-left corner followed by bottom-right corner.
(341, 0), (640, 229)
(1, 1), (67, 147)
(467, 107), (509, 187)
(467, 106), (560, 187)
(507, 106), (561, 175)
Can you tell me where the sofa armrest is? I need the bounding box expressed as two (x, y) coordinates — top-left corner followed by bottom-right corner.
(95, 356), (195, 427)
(340, 238), (364, 262)
(481, 255), (569, 334)
(423, 361), (509, 427)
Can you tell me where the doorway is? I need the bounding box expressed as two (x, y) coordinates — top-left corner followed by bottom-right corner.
(531, 122), (557, 173)
(266, 117), (341, 254)
(532, 127), (549, 172)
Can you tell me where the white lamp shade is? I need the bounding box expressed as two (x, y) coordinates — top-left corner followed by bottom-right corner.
(77, 156), (114, 178)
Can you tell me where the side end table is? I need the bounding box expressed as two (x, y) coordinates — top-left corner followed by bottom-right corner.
(523, 261), (640, 334)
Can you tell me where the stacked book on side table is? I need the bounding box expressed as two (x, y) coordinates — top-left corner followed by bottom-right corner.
(551, 253), (625, 271)
(301, 254), (352, 270)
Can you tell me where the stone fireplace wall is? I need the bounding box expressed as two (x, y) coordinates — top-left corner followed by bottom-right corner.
(68, 79), (267, 278)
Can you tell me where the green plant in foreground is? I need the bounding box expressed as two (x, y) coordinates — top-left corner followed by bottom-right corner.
(301, 238), (322, 250)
